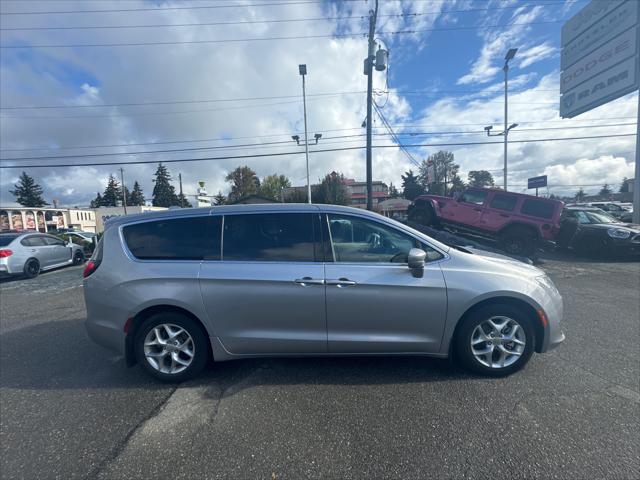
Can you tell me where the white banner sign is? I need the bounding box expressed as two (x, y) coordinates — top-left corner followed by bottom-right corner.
(561, 26), (637, 93)
(560, 55), (637, 118)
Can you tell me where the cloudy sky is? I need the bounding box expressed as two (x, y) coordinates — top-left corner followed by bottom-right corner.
(0, 0), (636, 207)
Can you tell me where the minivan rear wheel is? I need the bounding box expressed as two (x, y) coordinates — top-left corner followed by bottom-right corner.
(455, 304), (535, 377)
(134, 313), (209, 382)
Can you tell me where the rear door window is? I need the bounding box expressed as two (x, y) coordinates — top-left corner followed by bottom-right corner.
(521, 199), (555, 219)
(462, 189), (488, 205)
(123, 216), (221, 260)
(490, 194), (517, 212)
(22, 236), (47, 247)
(44, 236), (65, 246)
(223, 213), (317, 262)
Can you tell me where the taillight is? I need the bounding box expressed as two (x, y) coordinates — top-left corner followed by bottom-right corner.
(0, 249), (13, 258)
(83, 260), (100, 278)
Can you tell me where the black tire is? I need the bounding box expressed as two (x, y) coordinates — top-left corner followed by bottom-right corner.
(408, 206), (434, 226)
(500, 227), (536, 256)
(23, 258), (40, 279)
(455, 304), (535, 377)
(72, 250), (85, 265)
(134, 312), (209, 382)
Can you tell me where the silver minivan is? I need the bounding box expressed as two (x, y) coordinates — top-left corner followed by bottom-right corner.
(83, 204), (564, 382)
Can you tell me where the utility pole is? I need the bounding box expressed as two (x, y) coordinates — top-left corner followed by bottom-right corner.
(365, 0), (379, 211)
(179, 173), (185, 208)
(119, 167), (127, 214)
(634, 92), (640, 224)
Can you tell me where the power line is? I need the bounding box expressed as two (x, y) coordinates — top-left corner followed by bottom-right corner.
(0, 2), (572, 30)
(0, 99), (561, 120)
(1, 87), (563, 111)
(1, 133), (634, 169)
(2, 122), (635, 154)
(374, 103), (420, 167)
(0, 1), (331, 16)
(0, 20), (564, 48)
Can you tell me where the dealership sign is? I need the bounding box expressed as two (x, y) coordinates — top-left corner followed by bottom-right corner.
(527, 175), (547, 189)
(560, 0), (639, 118)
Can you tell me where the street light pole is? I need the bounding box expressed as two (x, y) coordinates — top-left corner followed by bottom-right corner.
(299, 64), (311, 204)
(502, 48), (517, 191)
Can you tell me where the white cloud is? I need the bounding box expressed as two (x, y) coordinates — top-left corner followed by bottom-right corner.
(457, 5), (545, 85)
(518, 42), (557, 68)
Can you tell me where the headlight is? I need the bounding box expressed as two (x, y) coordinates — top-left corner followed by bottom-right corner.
(607, 228), (631, 239)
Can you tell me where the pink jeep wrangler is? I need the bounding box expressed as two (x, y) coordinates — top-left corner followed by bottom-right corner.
(407, 188), (564, 256)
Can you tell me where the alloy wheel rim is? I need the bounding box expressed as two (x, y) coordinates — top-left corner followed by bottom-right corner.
(470, 316), (526, 369)
(143, 324), (195, 374)
(28, 261), (38, 275)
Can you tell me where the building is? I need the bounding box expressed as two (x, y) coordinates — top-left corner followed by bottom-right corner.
(196, 181), (212, 207)
(343, 178), (390, 209)
(66, 209), (97, 233)
(93, 206), (167, 232)
(0, 207), (69, 233)
(283, 178), (390, 209)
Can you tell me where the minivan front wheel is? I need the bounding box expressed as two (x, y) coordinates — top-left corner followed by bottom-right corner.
(134, 313), (208, 382)
(455, 305), (535, 376)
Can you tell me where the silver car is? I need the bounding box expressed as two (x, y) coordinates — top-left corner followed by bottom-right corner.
(83, 204), (564, 382)
(0, 232), (85, 278)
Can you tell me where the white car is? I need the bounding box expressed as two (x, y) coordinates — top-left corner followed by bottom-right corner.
(0, 232), (85, 278)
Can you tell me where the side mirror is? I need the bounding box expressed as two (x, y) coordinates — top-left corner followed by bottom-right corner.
(408, 248), (426, 278)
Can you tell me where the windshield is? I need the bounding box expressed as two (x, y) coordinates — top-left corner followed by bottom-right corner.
(574, 210), (618, 224)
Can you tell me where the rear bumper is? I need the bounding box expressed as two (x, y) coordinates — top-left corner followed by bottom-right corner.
(85, 316), (126, 356)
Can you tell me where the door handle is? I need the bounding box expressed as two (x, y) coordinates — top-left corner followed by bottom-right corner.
(326, 278), (357, 287)
(294, 277), (325, 286)
(31, 249), (36, 252)
(500, 213), (510, 218)
(473, 208), (482, 212)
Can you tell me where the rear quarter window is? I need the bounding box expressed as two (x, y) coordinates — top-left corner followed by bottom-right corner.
(520, 199), (555, 219)
(123, 216), (221, 260)
(490, 194), (517, 212)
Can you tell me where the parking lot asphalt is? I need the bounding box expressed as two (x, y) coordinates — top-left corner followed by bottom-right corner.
(1, 257), (639, 480)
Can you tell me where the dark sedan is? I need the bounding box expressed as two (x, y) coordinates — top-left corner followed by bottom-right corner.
(557, 207), (640, 257)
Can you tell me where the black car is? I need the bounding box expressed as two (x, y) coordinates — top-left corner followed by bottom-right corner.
(557, 207), (640, 257)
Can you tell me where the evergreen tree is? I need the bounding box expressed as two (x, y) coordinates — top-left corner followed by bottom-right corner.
(619, 177), (629, 193)
(467, 170), (495, 187)
(260, 174), (291, 201)
(90, 192), (103, 208)
(388, 182), (400, 198)
(575, 187), (585, 202)
(401, 170), (424, 200)
(599, 183), (612, 196)
(225, 166), (260, 201)
(213, 192), (227, 205)
(101, 175), (122, 207)
(152, 163), (180, 207)
(176, 192), (193, 208)
(128, 181), (145, 206)
(10, 171), (48, 207)
(315, 171), (349, 205)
